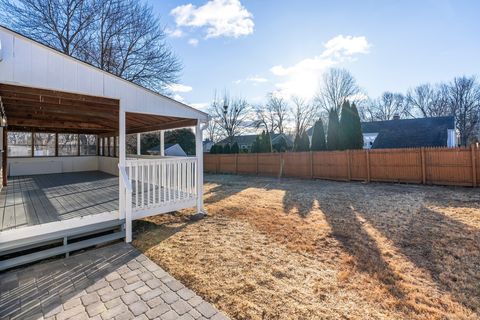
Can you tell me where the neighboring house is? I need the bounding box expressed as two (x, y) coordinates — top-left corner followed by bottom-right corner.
(218, 133), (294, 152)
(0, 26), (208, 270)
(362, 116), (457, 149)
(203, 139), (214, 153)
(146, 143), (187, 156)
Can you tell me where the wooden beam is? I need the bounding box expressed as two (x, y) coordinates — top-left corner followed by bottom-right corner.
(8, 118), (112, 131)
(127, 119), (197, 134)
(0, 83), (119, 106)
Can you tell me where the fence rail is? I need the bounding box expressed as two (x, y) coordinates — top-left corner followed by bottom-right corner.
(204, 146), (480, 187)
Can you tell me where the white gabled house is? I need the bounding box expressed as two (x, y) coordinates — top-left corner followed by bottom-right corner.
(0, 26), (208, 270)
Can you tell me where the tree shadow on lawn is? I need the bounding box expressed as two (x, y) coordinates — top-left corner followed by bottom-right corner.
(282, 181), (480, 315)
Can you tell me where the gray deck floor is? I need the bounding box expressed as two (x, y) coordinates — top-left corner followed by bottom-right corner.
(0, 171), (119, 231)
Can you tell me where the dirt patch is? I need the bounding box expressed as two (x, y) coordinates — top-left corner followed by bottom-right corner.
(134, 174), (480, 319)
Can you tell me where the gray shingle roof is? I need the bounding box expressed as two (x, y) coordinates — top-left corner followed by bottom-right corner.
(218, 133), (293, 147)
(361, 116), (455, 149)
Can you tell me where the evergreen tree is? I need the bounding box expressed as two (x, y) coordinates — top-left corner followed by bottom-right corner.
(216, 144), (224, 154)
(231, 142), (240, 153)
(251, 135), (261, 153)
(264, 131), (272, 153)
(311, 119), (327, 151)
(327, 108), (341, 150)
(210, 144), (217, 154)
(350, 103), (364, 149)
(293, 133), (301, 151)
(298, 131), (310, 151)
(223, 143), (231, 154)
(339, 101), (353, 150)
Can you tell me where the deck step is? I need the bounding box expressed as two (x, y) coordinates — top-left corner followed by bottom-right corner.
(0, 219), (125, 272)
(0, 231), (125, 271)
(0, 219), (125, 253)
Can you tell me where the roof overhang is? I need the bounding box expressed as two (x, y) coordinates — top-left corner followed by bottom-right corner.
(0, 26), (208, 123)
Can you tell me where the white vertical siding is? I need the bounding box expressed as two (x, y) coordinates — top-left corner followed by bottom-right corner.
(0, 27), (208, 121)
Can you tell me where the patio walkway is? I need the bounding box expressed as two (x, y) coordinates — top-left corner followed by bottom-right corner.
(0, 243), (229, 320)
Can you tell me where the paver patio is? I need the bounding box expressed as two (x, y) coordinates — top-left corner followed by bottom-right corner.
(0, 242), (228, 320)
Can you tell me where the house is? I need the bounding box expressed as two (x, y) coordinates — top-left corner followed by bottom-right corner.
(361, 116), (457, 149)
(306, 116), (457, 149)
(146, 143), (187, 156)
(0, 26), (208, 270)
(203, 139), (214, 153)
(218, 133), (293, 152)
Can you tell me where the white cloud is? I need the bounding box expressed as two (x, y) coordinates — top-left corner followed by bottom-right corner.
(188, 38), (199, 46)
(166, 83), (193, 93)
(191, 102), (210, 111)
(166, 28), (184, 38)
(246, 75), (268, 83)
(170, 0), (254, 39)
(172, 94), (185, 102)
(270, 35), (371, 99)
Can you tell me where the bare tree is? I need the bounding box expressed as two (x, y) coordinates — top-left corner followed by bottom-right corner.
(447, 76), (480, 145)
(205, 116), (222, 143)
(290, 96), (317, 137)
(315, 68), (362, 113)
(210, 93), (251, 143)
(0, 0), (181, 92)
(253, 94), (289, 134)
(406, 83), (450, 118)
(0, 0), (97, 56)
(363, 92), (409, 121)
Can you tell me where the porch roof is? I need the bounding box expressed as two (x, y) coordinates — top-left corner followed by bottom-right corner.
(0, 26), (208, 123)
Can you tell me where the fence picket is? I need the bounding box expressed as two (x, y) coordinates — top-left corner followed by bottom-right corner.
(204, 146), (479, 187)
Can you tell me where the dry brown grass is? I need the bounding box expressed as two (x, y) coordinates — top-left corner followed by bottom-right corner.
(133, 174), (480, 320)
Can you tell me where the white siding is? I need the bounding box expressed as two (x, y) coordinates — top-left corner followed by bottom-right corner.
(0, 27), (208, 121)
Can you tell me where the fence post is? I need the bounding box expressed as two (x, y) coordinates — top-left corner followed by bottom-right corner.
(346, 150), (351, 181)
(235, 153), (238, 175)
(472, 144), (477, 187)
(366, 150), (371, 183)
(310, 151), (314, 179)
(256, 153), (259, 176)
(421, 147), (426, 184)
(216, 155), (219, 174)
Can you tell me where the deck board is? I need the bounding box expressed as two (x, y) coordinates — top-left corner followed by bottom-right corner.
(0, 171), (119, 231)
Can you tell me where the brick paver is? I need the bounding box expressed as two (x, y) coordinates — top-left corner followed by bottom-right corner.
(0, 243), (229, 319)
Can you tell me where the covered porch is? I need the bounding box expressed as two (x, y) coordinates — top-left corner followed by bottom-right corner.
(0, 26), (208, 270)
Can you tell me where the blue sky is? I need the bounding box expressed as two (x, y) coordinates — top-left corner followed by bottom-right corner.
(149, 0), (480, 110)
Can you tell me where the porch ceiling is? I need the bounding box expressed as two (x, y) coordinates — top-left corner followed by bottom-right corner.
(0, 84), (197, 135)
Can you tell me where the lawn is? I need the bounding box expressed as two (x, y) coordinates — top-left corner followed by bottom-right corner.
(133, 174), (480, 319)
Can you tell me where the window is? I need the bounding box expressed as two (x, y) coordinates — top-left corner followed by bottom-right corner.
(109, 137), (114, 156)
(102, 137), (107, 156)
(58, 134), (78, 156)
(34, 133), (56, 156)
(8, 132), (32, 157)
(79, 134), (97, 155)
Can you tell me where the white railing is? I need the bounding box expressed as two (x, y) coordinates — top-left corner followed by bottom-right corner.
(119, 157), (198, 242)
(125, 157), (198, 212)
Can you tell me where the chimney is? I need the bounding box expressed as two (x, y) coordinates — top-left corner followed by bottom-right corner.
(393, 113), (400, 120)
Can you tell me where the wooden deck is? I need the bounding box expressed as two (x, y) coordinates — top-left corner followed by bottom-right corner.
(0, 171), (119, 231)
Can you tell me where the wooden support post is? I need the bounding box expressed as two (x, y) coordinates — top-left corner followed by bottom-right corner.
(472, 144), (477, 187)
(310, 151), (314, 179)
(346, 150), (351, 181)
(366, 150), (371, 183)
(55, 133), (59, 157)
(31, 130), (34, 157)
(421, 147), (426, 184)
(77, 134), (80, 156)
(2, 128), (7, 187)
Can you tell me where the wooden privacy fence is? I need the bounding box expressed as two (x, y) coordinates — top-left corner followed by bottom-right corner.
(204, 146), (480, 187)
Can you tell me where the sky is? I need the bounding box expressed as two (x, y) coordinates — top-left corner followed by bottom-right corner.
(149, 0), (480, 111)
